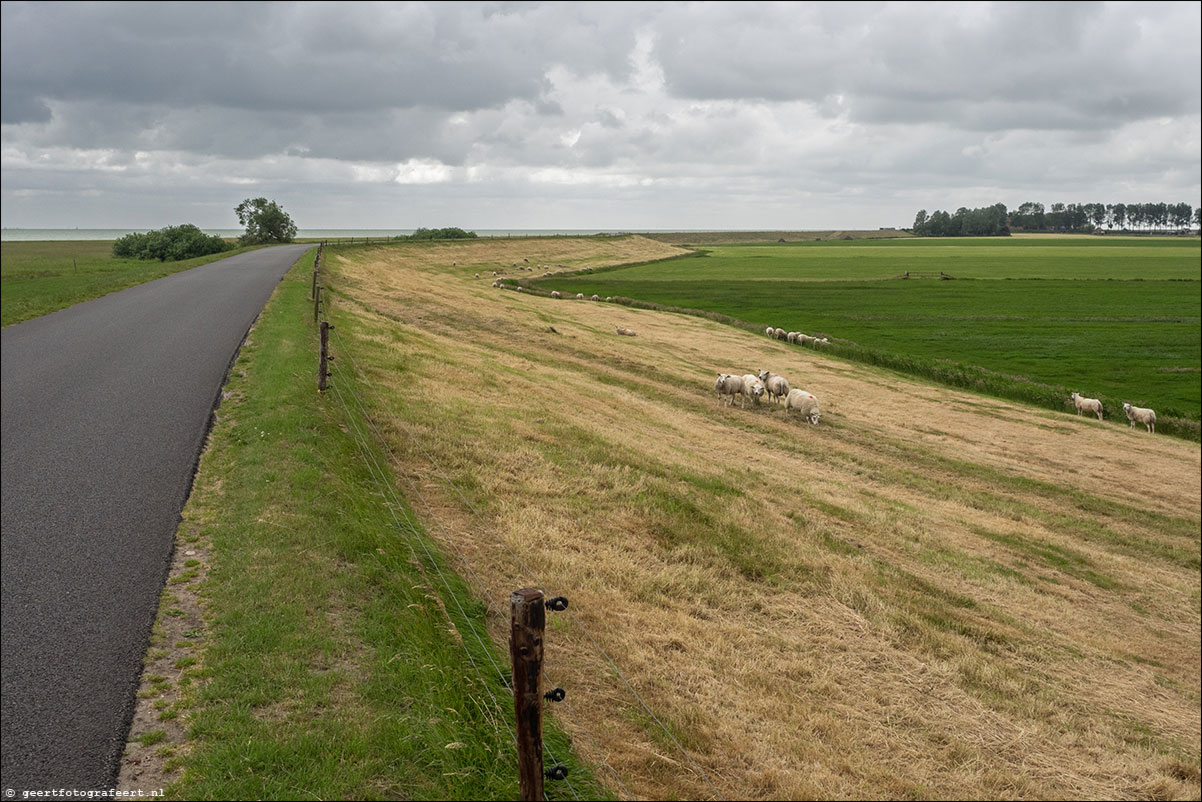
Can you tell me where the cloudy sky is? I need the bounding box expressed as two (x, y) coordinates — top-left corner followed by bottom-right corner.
(2, 1), (1199, 231)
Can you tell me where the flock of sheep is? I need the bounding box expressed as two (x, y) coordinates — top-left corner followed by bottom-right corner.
(1071, 392), (1158, 433)
(714, 370), (820, 424)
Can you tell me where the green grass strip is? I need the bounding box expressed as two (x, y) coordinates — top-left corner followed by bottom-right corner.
(167, 250), (605, 800)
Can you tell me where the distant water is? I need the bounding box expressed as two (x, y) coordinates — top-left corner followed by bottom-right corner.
(0, 228), (701, 242)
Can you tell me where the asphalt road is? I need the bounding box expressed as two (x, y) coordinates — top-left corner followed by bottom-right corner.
(1, 244), (309, 793)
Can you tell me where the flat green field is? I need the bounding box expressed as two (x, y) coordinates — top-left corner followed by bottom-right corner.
(1, 240), (257, 327)
(535, 237), (1201, 426)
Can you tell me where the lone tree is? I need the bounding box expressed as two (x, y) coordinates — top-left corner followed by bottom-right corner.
(235, 197), (297, 244)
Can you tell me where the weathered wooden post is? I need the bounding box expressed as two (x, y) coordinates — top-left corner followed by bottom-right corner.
(318, 321), (330, 392)
(510, 588), (545, 802)
(313, 285), (321, 324)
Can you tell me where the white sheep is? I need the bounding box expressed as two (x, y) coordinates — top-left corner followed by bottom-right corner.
(475, 272), (480, 278)
(1123, 403), (1156, 433)
(740, 374), (766, 405)
(784, 389), (821, 424)
(576, 293), (585, 300)
(713, 373), (745, 408)
(591, 294), (600, 301)
(765, 326), (775, 338)
(550, 291), (561, 299)
(616, 327), (636, 337)
(757, 370), (791, 404)
(774, 327), (787, 340)
(787, 332), (798, 344)
(1070, 392), (1103, 420)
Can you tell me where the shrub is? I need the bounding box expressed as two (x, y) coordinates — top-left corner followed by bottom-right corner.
(112, 225), (232, 262)
(396, 227), (478, 241)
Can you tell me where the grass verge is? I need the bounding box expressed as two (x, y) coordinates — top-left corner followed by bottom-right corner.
(118, 249), (605, 800)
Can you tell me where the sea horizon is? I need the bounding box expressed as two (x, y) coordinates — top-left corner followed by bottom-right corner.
(0, 227), (787, 242)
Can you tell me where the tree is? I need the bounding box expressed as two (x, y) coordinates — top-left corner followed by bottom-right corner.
(112, 224), (231, 262)
(235, 198), (297, 244)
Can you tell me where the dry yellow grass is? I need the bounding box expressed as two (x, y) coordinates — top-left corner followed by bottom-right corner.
(323, 235), (1200, 801)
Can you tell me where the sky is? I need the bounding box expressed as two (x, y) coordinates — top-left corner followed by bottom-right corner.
(2, 1), (1199, 231)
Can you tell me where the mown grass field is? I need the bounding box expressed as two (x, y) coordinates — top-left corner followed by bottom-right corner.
(532, 237), (1202, 427)
(313, 235), (1200, 800)
(0, 240), (261, 327)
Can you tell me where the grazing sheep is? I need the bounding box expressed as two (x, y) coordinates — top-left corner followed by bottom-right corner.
(766, 326), (775, 338)
(576, 293), (585, 300)
(796, 334), (815, 345)
(591, 294), (600, 301)
(550, 291), (562, 299)
(616, 327), (636, 336)
(475, 272), (480, 278)
(740, 374), (766, 405)
(714, 373), (745, 408)
(757, 370), (791, 404)
(787, 332), (798, 344)
(1123, 403), (1156, 433)
(1070, 392), (1103, 420)
(785, 389), (821, 424)
(774, 327), (787, 340)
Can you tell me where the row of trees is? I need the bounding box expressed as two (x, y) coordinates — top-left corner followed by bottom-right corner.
(912, 204), (1010, 237)
(912, 201), (1199, 237)
(1009, 202), (1197, 233)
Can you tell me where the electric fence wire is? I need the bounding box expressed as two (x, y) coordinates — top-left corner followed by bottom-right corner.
(325, 327), (584, 802)
(321, 296), (580, 802)
(324, 363), (522, 773)
(327, 323), (724, 801)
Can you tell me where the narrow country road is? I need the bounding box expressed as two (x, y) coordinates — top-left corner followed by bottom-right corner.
(1, 244), (309, 793)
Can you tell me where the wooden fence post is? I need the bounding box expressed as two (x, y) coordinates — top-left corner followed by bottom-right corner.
(318, 321), (329, 392)
(510, 588), (545, 802)
(313, 285), (321, 324)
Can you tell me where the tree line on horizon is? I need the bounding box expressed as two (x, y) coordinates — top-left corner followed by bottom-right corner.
(911, 201), (1199, 237)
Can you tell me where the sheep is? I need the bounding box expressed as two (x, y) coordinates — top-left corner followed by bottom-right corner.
(1123, 403), (1156, 433)
(757, 370), (791, 404)
(576, 293), (585, 300)
(796, 334), (816, 345)
(766, 326), (775, 338)
(1070, 392), (1103, 420)
(475, 272), (480, 278)
(591, 294), (600, 301)
(616, 326), (636, 337)
(784, 389), (821, 424)
(774, 327), (787, 340)
(605, 296), (613, 302)
(714, 373), (745, 408)
(550, 291), (561, 299)
(740, 373), (766, 405)
(787, 332), (798, 344)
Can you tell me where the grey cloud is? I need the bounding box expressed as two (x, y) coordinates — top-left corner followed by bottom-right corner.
(652, 1), (1200, 130)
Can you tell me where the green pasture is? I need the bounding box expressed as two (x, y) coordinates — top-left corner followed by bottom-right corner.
(1, 240), (260, 327)
(602, 236), (1199, 281)
(534, 238), (1201, 427)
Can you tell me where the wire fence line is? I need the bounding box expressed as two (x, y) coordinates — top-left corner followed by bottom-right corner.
(315, 256), (724, 801)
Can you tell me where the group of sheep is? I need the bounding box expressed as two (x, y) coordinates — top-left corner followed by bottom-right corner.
(1071, 392), (1157, 433)
(714, 370), (820, 425)
(766, 327), (830, 347)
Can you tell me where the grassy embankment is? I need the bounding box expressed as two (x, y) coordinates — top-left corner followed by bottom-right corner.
(0, 240), (267, 327)
(312, 235), (1199, 799)
(119, 248), (605, 800)
(530, 236), (1202, 439)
